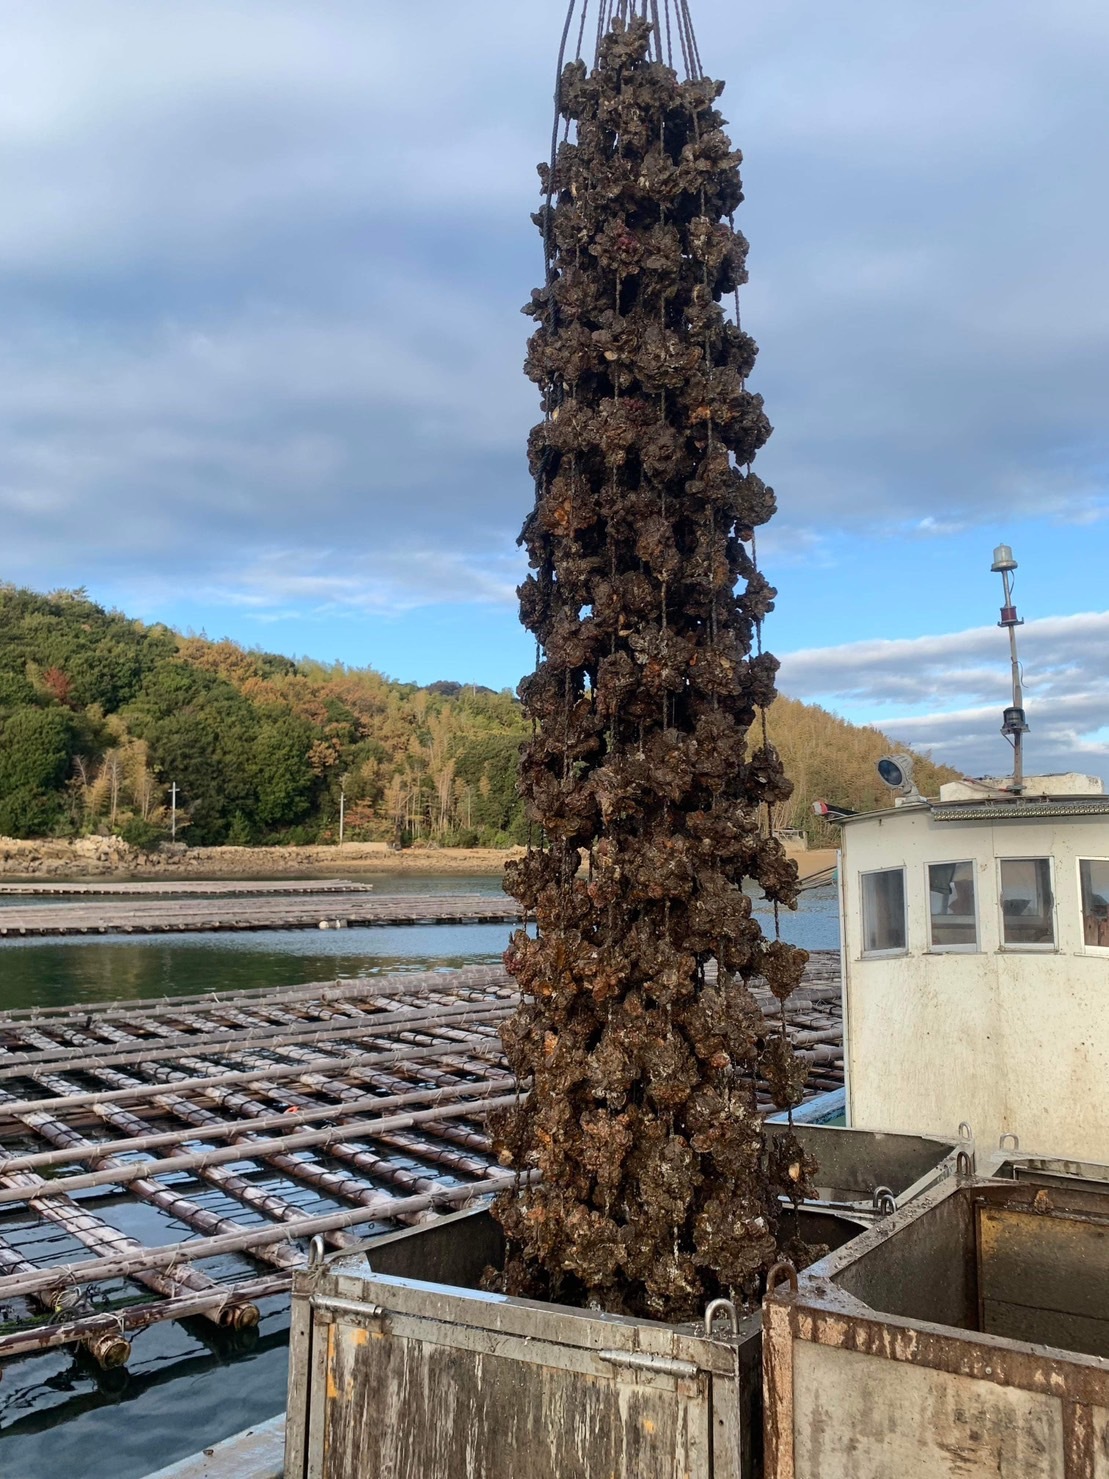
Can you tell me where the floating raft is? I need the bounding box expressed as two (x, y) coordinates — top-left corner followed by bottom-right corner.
(0, 954), (842, 1367)
(0, 879), (376, 898)
(0, 890), (519, 937)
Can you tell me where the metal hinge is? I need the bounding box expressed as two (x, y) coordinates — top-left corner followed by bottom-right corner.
(597, 1349), (700, 1379)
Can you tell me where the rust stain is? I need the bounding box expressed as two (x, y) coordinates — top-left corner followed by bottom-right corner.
(325, 1324), (341, 1403)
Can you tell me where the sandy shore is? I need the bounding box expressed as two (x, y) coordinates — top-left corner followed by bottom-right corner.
(0, 835), (836, 884)
(0, 837), (521, 880)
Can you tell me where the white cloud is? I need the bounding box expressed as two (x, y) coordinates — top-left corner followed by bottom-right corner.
(0, 0), (1106, 618)
(778, 611), (1109, 780)
(202, 546), (521, 617)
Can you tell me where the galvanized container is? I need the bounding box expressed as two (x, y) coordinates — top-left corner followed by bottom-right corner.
(987, 1145), (1109, 1193)
(763, 1174), (1109, 1478)
(768, 1122), (959, 1219)
(284, 1203), (867, 1479)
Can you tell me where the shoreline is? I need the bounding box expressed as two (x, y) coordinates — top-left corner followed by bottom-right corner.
(0, 837), (520, 881)
(0, 836), (837, 884)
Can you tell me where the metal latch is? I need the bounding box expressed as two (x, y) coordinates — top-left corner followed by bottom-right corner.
(597, 1349), (700, 1379)
(310, 1294), (389, 1329)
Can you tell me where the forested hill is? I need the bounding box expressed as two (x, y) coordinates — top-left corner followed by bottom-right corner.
(0, 584), (956, 848)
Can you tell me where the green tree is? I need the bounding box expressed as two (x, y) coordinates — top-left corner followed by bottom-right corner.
(252, 714), (315, 828)
(0, 707), (76, 797)
(0, 786), (61, 839)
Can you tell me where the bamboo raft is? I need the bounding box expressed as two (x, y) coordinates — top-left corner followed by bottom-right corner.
(0, 953), (843, 1368)
(0, 879), (376, 898)
(0, 891), (519, 938)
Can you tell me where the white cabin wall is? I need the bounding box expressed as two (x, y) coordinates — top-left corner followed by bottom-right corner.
(842, 809), (1109, 1163)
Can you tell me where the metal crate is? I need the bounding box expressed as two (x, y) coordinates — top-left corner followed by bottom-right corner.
(764, 1175), (1109, 1478)
(284, 1204), (867, 1479)
(768, 1122), (959, 1218)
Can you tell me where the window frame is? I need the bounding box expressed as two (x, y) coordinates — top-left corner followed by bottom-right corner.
(997, 856), (1057, 952)
(859, 865), (908, 958)
(1077, 856), (1109, 955)
(925, 858), (980, 954)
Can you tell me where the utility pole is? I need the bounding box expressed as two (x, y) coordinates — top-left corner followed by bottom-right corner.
(171, 782), (178, 842)
(338, 779), (346, 846)
(991, 544), (1028, 792)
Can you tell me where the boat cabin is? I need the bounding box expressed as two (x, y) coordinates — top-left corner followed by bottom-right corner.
(837, 773), (1109, 1164)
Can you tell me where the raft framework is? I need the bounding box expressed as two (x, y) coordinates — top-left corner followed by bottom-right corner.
(0, 955), (842, 1368)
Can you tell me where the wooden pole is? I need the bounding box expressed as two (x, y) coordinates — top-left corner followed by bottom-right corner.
(0, 1171), (529, 1302)
(0, 998), (513, 1077)
(0, 1093), (520, 1205)
(34, 1006), (509, 1242)
(0, 892), (519, 940)
(0, 1159), (256, 1327)
(75, 1011), (471, 1219)
(30, 1063), (361, 1252)
(162, 1047), (502, 1204)
(0, 1274), (290, 1363)
(0, 1236), (132, 1368)
(0, 1067), (295, 1291)
(265, 1040), (499, 1172)
(83, 990), (503, 1220)
(0, 1074), (517, 1174)
(0, 1034), (507, 1118)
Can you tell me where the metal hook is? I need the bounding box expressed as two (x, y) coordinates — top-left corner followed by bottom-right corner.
(872, 1186), (896, 1217)
(956, 1149), (975, 1179)
(308, 1234), (327, 1270)
(766, 1262), (798, 1296)
(704, 1297), (739, 1340)
(999, 1132), (1020, 1152)
(957, 1121), (973, 1143)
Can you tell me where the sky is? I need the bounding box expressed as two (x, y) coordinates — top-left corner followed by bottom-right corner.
(1, 0), (1107, 782)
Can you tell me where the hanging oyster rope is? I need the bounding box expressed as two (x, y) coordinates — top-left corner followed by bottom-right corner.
(492, 13), (813, 1323)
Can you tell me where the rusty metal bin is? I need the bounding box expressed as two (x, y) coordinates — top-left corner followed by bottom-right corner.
(763, 1175), (1109, 1478)
(283, 1204), (867, 1479)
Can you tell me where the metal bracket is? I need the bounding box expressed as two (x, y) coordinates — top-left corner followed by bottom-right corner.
(767, 1262), (798, 1296)
(872, 1185), (897, 1217)
(703, 1297), (739, 1341)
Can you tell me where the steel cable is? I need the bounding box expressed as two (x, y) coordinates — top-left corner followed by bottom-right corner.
(560, 0), (703, 76)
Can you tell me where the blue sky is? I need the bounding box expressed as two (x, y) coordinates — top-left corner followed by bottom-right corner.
(1, 1), (1107, 780)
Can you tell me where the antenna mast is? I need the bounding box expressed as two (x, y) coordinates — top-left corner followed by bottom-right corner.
(991, 544), (1028, 792)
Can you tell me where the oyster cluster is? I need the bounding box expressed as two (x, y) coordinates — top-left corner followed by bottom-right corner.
(493, 18), (812, 1322)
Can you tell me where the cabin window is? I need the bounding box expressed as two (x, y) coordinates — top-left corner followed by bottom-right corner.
(999, 858), (1055, 948)
(1079, 859), (1109, 950)
(861, 867), (907, 955)
(928, 861), (978, 949)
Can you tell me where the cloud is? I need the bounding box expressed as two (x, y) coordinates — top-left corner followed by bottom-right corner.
(778, 611), (1109, 780)
(0, 0), (1106, 620)
(202, 545), (521, 618)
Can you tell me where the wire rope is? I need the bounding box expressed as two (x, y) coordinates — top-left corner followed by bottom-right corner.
(553, 0), (704, 77)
